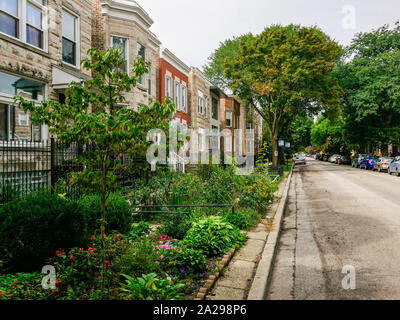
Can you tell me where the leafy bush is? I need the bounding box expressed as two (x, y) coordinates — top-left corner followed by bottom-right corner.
(115, 238), (164, 278)
(158, 214), (192, 240)
(238, 174), (275, 213)
(48, 233), (130, 300)
(79, 193), (132, 234)
(161, 245), (207, 277)
(0, 193), (88, 272)
(224, 208), (260, 230)
(121, 273), (185, 300)
(184, 216), (247, 257)
(129, 221), (151, 242)
(0, 272), (50, 300)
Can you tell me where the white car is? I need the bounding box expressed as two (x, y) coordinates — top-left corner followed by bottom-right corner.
(294, 155), (306, 165)
(388, 156), (400, 176)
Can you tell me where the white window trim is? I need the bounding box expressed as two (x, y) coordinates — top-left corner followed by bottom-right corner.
(62, 6), (80, 69)
(226, 111), (232, 128)
(0, 0), (48, 52)
(111, 35), (129, 75)
(204, 96), (208, 117)
(165, 74), (172, 99)
(174, 80), (180, 110)
(198, 91), (204, 115)
(180, 84), (187, 113)
(137, 42), (146, 87)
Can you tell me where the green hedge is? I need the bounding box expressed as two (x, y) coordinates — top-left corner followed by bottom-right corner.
(0, 193), (88, 272)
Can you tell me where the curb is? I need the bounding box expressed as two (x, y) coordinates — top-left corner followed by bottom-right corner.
(194, 246), (237, 300)
(247, 165), (294, 300)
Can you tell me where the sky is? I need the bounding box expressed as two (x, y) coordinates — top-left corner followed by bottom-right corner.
(138, 0), (400, 69)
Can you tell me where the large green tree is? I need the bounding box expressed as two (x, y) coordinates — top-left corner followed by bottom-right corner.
(335, 22), (400, 153)
(221, 24), (342, 165)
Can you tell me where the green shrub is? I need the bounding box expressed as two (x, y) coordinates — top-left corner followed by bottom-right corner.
(115, 238), (164, 278)
(129, 221), (151, 242)
(0, 272), (50, 300)
(0, 193), (87, 272)
(184, 216), (247, 257)
(224, 208), (260, 230)
(79, 193), (132, 234)
(121, 273), (185, 300)
(158, 214), (192, 240)
(161, 245), (207, 277)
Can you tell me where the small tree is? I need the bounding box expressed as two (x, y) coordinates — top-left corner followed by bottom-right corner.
(16, 47), (175, 296)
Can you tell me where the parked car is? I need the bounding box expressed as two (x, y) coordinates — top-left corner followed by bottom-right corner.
(351, 154), (369, 168)
(373, 157), (394, 172)
(323, 154), (331, 161)
(316, 153), (324, 160)
(328, 154), (341, 163)
(294, 155), (306, 165)
(359, 155), (378, 170)
(336, 155), (351, 165)
(388, 156), (400, 176)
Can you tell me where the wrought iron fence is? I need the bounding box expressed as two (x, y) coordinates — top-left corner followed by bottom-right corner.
(0, 138), (154, 204)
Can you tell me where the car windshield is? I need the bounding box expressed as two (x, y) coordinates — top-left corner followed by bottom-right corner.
(382, 158), (393, 162)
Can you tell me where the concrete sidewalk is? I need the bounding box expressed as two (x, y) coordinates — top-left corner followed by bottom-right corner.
(207, 171), (292, 300)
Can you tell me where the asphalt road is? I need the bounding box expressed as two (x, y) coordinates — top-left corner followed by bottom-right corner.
(267, 158), (400, 300)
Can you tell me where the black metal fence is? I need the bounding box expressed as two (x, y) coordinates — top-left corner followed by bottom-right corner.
(0, 138), (154, 204)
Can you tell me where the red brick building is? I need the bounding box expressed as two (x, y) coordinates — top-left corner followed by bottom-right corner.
(159, 47), (190, 128)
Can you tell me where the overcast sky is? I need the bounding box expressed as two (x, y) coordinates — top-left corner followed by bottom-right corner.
(139, 0), (400, 69)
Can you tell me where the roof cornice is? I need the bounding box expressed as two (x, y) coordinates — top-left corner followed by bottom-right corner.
(100, 0), (153, 30)
(161, 47), (190, 76)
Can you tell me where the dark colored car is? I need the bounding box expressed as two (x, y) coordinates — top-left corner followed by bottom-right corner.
(351, 154), (369, 168)
(336, 155), (351, 165)
(373, 157), (394, 172)
(323, 154), (331, 161)
(360, 155), (378, 170)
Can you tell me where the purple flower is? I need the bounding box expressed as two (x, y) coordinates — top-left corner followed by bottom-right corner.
(160, 255), (164, 259)
(155, 261), (160, 265)
(180, 267), (187, 275)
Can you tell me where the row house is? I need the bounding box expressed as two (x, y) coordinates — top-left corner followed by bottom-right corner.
(92, 0), (160, 109)
(0, 0), (92, 142)
(158, 47), (190, 129)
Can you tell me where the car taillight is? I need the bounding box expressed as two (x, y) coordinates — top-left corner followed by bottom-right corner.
(383, 162), (388, 165)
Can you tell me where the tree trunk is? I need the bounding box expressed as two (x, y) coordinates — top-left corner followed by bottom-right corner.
(271, 134), (279, 166)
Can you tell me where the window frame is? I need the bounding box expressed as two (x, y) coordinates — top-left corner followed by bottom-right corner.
(137, 42), (146, 87)
(174, 80), (180, 110)
(0, 70), (48, 143)
(0, 0), (48, 52)
(180, 84), (187, 113)
(111, 35), (129, 74)
(165, 74), (172, 99)
(62, 7), (80, 69)
(226, 111), (232, 128)
(198, 91), (204, 115)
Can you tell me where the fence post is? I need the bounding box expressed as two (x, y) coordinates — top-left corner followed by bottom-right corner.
(50, 137), (55, 194)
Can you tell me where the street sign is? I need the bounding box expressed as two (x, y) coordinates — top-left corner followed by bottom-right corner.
(285, 142), (291, 148)
(278, 140), (285, 147)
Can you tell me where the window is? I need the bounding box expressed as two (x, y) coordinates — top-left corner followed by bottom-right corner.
(0, 0), (47, 49)
(112, 36), (128, 73)
(174, 80), (180, 110)
(0, 71), (45, 142)
(198, 91), (204, 115)
(62, 9), (78, 66)
(26, 2), (43, 48)
(0, 0), (19, 38)
(204, 96), (208, 117)
(226, 111), (232, 127)
(181, 85), (187, 113)
(137, 42), (146, 86)
(148, 63), (151, 95)
(165, 75), (172, 98)
(212, 97), (218, 120)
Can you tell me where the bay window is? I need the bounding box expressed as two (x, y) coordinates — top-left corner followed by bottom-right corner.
(62, 9), (79, 66)
(0, 0), (47, 50)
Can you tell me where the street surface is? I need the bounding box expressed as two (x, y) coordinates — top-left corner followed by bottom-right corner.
(267, 158), (400, 300)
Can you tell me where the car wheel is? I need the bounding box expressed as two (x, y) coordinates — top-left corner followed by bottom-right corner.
(378, 167), (381, 173)
(389, 168), (392, 175)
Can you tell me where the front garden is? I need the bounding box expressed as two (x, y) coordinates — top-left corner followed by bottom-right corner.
(0, 162), (279, 300)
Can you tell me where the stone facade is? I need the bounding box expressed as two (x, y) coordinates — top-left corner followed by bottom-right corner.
(92, 0), (160, 109)
(0, 0), (92, 142)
